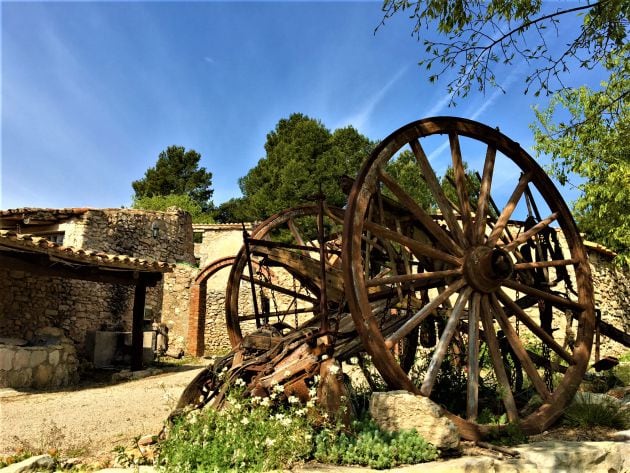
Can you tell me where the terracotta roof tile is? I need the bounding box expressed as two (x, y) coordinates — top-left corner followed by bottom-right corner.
(0, 230), (173, 273)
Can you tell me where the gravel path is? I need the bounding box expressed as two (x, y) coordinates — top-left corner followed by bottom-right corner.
(0, 366), (205, 462)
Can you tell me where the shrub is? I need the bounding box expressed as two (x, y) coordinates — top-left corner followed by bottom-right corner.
(562, 392), (630, 430)
(314, 417), (438, 470)
(156, 386), (314, 472)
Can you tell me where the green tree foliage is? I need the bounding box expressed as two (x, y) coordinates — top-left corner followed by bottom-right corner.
(132, 146), (214, 210)
(132, 194), (215, 223)
(383, 150), (435, 209)
(380, 0), (628, 110)
(213, 197), (254, 224)
(238, 114), (374, 220)
(531, 49), (629, 264)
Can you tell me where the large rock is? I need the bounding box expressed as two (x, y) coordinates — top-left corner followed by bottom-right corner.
(369, 390), (460, 449)
(0, 454), (54, 472)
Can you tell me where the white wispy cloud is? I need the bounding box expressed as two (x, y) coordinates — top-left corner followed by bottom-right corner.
(338, 65), (409, 131)
(426, 60), (526, 164)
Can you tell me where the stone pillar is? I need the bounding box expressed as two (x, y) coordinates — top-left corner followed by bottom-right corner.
(187, 281), (206, 357)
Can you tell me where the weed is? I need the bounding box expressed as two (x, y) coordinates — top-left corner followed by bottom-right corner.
(314, 417), (438, 469)
(562, 392), (630, 429)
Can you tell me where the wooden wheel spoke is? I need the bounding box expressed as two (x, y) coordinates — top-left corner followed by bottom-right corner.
(366, 268), (462, 288)
(496, 289), (574, 365)
(287, 218), (307, 247)
(378, 168), (463, 256)
(409, 139), (467, 247)
(502, 212), (559, 252)
(467, 292), (481, 420)
(364, 220), (462, 266)
(473, 145), (497, 245)
(449, 133), (473, 245)
(513, 258), (579, 270)
(502, 279), (584, 311)
(385, 279), (466, 348)
(240, 275), (318, 304)
(487, 173), (532, 247)
(420, 286), (472, 396)
(490, 295), (552, 401)
(479, 295), (519, 422)
(239, 306), (316, 322)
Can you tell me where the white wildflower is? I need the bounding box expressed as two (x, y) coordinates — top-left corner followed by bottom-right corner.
(321, 354), (329, 360)
(306, 399), (315, 408)
(350, 356), (359, 365)
(273, 383), (284, 393)
(235, 378), (246, 387)
(295, 408), (307, 417)
(328, 364), (340, 375)
(265, 438), (275, 447)
(241, 417), (250, 425)
(288, 395), (299, 404)
(261, 397), (271, 407)
(280, 417), (292, 426)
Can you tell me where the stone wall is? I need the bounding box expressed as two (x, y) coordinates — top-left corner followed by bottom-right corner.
(161, 264), (199, 353)
(0, 327), (79, 389)
(0, 208), (193, 364)
(69, 208), (195, 264)
(588, 248), (630, 357)
(193, 223), (253, 272)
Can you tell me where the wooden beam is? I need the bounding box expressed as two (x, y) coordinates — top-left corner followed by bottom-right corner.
(0, 251), (163, 286)
(131, 278), (148, 371)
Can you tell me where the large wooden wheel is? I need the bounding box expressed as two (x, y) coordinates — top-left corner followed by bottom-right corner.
(342, 117), (595, 439)
(225, 205), (345, 347)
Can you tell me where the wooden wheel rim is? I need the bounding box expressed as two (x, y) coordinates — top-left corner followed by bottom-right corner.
(226, 205), (344, 347)
(342, 116), (595, 439)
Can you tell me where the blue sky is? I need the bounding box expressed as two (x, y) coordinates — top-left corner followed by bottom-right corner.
(1, 1), (603, 211)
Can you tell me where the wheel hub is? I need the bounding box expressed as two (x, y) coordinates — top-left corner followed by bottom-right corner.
(463, 246), (514, 293)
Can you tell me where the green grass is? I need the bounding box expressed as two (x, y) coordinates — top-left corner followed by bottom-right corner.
(562, 392), (630, 430)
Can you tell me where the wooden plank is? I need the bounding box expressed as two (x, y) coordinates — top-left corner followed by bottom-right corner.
(366, 268), (462, 287)
(497, 289), (574, 365)
(467, 292), (481, 420)
(502, 212), (559, 252)
(479, 295), (519, 422)
(487, 173), (531, 247)
(363, 220), (462, 267)
(131, 279), (147, 372)
(490, 294), (552, 401)
(410, 139), (467, 247)
(385, 279), (467, 348)
(378, 168), (463, 256)
(449, 132), (473, 245)
(420, 287), (472, 395)
(473, 145), (497, 245)
(501, 279), (585, 311)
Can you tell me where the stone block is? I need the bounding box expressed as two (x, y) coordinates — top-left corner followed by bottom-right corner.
(0, 348), (15, 371)
(370, 390), (460, 449)
(13, 349), (31, 370)
(36, 326), (64, 338)
(30, 349), (48, 367)
(32, 364), (52, 388)
(49, 349), (60, 366)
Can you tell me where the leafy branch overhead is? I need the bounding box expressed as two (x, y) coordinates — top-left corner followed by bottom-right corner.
(380, 0), (628, 104)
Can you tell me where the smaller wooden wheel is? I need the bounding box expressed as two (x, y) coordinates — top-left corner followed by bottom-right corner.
(225, 205), (345, 348)
(342, 117), (595, 439)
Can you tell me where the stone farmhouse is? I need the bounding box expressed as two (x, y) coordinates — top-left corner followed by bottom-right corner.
(0, 207), (628, 389)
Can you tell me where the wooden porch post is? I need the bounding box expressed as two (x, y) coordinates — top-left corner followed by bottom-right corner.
(131, 277), (147, 371)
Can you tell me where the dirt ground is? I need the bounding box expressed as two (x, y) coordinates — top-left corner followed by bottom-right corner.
(0, 363), (206, 464)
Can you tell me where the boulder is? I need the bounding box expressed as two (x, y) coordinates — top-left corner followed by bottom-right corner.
(0, 454), (54, 472)
(369, 390), (459, 449)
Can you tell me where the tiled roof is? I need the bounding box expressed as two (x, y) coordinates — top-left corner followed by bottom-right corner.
(0, 208), (91, 226)
(0, 230), (173, 273)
